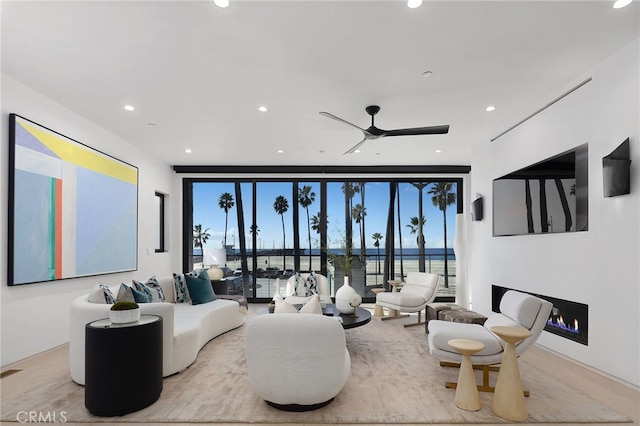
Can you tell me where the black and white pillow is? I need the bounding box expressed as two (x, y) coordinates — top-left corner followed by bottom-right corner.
(172, 273), (190, 303)
(88, 283), (116, 304)
(132, 277), (164, 302)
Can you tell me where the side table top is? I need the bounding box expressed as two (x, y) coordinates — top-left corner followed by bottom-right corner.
(490, 326), (532, 342)
(448, 338), (485, 354)
(88, 314), (161, 329)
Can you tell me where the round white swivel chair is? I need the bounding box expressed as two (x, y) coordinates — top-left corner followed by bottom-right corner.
(245, 313), (351, 411)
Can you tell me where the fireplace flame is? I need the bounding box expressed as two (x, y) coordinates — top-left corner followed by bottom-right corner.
(547, 314), (580, 334)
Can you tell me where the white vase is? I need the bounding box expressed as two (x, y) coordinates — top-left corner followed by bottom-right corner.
(454, 213), (470, 309)
(335, 276), (362, 315)
(110, 307), (141, 324)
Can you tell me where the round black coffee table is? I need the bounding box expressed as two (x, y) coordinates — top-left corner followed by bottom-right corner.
(322, 304), (371, 329)
(260, 304), (371, 329)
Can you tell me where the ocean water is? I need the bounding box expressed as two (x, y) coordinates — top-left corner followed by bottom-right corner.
(194, 247), (454, 260)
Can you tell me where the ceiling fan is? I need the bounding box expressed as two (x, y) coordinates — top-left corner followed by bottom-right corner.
(319, 105), (450, 155)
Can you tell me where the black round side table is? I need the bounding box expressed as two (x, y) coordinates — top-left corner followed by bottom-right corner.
(85, 315), (163, 416)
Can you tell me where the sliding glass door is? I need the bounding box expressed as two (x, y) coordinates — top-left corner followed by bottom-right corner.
(184, 177), (462, 302)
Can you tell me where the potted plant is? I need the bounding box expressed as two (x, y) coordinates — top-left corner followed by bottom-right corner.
(110, 301), (141, 324)
(325, 237), (362, 315)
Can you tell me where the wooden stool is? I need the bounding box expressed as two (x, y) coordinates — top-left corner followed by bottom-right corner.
(371, 288), (386, 317)
(490, 326), (532, 421)
(447, 339), (485, 411)
(386, 280), (402, 317)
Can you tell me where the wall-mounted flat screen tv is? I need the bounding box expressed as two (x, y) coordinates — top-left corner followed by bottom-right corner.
(493, 144), (588, 236)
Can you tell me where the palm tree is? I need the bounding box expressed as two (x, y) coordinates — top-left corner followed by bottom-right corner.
(411, 182), (429, 272)
(218, 192), (234, 248)
(372, 232), (383, 274)
(298, 185), (316, 268)
(352, 204), (366, 261)
(406, 216), (427, 247)
(341, 182), (357, 257)
(310, 213), (321, 234)
(250, 224), (260, 249)
(397, 186), (405, 280)
(273, 195), (289, 268)
(193, 224), (210, 265)
(428, 182), (456, 288)
(357, 182), (366, 260)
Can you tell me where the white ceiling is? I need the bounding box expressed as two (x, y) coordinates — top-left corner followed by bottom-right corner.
(2, 1), (638, 167)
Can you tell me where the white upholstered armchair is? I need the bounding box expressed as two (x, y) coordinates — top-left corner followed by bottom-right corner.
(282, 272), (332, 306)
(375, 272), (440, 327)
(428, 290), (553, 393)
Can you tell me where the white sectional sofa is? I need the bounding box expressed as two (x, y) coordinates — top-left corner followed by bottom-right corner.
(69, 275), (245, 385)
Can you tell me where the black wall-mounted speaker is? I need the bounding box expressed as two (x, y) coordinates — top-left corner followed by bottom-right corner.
(603, 138), (631, 197)
(471, 197), (483, 221)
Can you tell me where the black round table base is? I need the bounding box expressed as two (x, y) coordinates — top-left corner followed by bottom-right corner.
(85, 316), (163, 417)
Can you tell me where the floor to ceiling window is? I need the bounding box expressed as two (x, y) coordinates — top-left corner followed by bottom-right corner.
(182, 174), (464, 302)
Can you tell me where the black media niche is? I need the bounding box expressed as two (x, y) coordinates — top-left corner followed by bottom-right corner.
(492, 285), (588, 346)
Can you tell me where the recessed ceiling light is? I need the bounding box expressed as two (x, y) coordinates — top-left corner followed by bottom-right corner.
(124, 105), (135, 111)
(485, 105), (496, 112)
(258, 106), (268, 112)
(407, 0), (422, 8)
(354, 149), (361, 154)
(422, 71), (433, 78)
(214, 0), (229, 8)
(613, 0), (632, 9)
(435, 149), (442, 153)
(185, 148), (192, 154)
(276, 149), (284, 154)
(147, 123), (156, 127)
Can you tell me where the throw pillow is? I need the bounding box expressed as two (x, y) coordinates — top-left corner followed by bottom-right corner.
(294, 272), (317, 297)
(172, 273), (189, 303)
(299, 294), (322, 315)
(88, 283), (116, 304)
(131, 286), (152, 303)
(293, 272), (311, 297)
(140, 276), (166, 302)
(184, 274), (217, 305)
(132, 279), (154, 302)
(306, 272), (318, 295)
(116, 284), (136, 303)
(274, 299), (298, 314)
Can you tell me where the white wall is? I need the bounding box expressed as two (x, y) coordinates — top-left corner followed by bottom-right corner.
(469, 39), (639, 387)
(0, 75), (180, 366)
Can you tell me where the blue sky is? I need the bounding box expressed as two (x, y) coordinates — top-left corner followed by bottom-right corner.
(192, 181), (457, 251)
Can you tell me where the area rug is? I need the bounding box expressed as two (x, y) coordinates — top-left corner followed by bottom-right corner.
(1, 314), (631, 424)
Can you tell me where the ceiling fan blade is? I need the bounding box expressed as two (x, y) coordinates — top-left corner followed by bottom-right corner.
(385, 125), (450, 137)
(343, 137), (368, 155)
(319, 112), (365, 132)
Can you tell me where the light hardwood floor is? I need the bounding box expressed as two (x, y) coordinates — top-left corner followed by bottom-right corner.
(2, 304), (638, 426)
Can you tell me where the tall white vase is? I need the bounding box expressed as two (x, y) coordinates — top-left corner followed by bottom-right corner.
(335, 276), (362, 314)
(454, 213), (470, 309)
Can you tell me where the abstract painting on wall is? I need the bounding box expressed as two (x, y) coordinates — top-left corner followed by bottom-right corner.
(7, 114), (138, 285)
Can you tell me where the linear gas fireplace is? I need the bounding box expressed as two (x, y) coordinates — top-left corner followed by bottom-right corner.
(492, 285), (588, 346)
